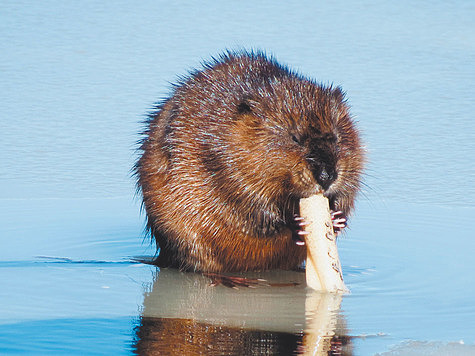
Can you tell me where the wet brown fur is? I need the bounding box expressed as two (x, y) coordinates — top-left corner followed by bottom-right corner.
(135, 51), (364, 272)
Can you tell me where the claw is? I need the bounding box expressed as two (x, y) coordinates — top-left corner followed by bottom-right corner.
(291, 215), (308, 245)
(330, 210), (347, 232)
(331, 210), (344, 218)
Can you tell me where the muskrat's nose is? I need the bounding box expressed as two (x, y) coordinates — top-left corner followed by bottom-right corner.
(316, 166), (337, 190)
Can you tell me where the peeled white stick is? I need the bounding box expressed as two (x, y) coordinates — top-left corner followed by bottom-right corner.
(300, 194), (348, 293)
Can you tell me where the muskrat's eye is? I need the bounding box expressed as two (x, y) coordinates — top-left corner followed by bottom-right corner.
(291, 135), (300, 144)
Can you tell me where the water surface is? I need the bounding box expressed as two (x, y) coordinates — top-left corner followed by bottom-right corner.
(1, 1), (474, 354)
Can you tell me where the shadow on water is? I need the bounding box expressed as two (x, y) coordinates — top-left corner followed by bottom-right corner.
(132, 268), (353, 355)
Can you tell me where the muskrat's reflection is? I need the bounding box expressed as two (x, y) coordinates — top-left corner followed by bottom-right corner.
(133, 268), (352, 355)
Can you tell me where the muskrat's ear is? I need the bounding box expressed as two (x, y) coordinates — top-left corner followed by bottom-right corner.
(236, 100), (252, 114)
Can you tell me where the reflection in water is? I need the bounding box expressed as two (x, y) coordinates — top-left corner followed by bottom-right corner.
(132, 268), (352, 355)
(134, 318), (304, 355)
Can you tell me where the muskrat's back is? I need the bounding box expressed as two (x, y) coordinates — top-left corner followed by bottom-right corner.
(135, 52), (364, 272)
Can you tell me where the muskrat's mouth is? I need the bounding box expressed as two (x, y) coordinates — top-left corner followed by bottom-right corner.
(300, 186), (323, 199)
(323, 192), (337, 211)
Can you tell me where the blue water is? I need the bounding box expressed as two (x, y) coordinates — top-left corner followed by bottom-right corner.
(1, 1), (474, 355)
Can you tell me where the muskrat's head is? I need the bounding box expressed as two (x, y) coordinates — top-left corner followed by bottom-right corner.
(221, 79), (365, 216)
(180, 53), (364, 217)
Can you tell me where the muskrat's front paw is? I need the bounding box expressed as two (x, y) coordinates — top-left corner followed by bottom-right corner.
(291, 214), (309, 246)
(331, 210), (347, 235)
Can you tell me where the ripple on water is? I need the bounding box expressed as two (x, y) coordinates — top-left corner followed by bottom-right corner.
(340, 201), (475, 344)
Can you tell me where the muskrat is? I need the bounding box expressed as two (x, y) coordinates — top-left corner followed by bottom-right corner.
(135, 51), (364, 272)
